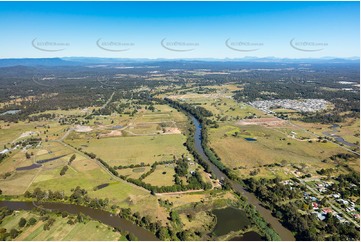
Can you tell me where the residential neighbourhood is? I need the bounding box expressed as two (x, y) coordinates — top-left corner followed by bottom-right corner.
(281, 177), (360, 226)
(250, 99), (329, 113)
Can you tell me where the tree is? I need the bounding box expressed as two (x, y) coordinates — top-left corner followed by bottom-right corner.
(25, 152), (31, 159)
(60, 166), (68, 176)
(10, 229), (19, 239)
(28, 217), (37, 226)
(18, 217), (27, 227)
(156, 227), (170, 240)
(169, 211), (181, 224)
(68, 154), (76, 165)
(126, 233), (138, 241)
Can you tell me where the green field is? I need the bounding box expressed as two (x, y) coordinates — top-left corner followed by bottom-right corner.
(118, 166), (152, 179)
(66, 134), (190, 166)
(143, 164), (176, 187)
(209, 123), (354, 174)
(0, 210), (126, 241)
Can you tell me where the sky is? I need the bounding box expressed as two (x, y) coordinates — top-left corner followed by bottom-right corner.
(0, 1), (359, 59)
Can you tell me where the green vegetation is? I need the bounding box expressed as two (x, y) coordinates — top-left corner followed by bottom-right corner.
(0, 207), (126, 241)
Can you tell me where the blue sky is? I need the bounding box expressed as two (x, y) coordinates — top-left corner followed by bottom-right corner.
(0, 1), (359, 59)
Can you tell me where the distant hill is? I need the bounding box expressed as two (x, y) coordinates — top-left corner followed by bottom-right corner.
(0, 57), (359, 67)
(0, 58), (82, 67)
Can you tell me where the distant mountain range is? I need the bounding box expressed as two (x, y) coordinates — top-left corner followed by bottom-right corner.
(0, 57), (359, 67)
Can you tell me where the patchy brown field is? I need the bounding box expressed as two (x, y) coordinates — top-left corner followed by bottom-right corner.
(236, 118), (287, 127)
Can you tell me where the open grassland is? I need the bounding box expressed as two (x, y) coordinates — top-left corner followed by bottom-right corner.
(0, 210), (125, 241)
(0, 139), (168, 222)
(66, 134), (190, 166)
(208, 122), (358, 176)
(0, 120), (71, 148)
(156, 189), (238, 235)
(0, 122), (38, 148)
(292, 118), (360, 146)
(168, 91), (266, 121)
(29, 107), (96, 117)
(117, 167), (152, 179)
(143, 164), (176, 187)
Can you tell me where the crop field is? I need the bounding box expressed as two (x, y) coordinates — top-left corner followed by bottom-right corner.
(0, 210), (125, 241)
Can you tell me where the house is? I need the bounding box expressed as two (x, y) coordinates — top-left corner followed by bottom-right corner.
(337, 199), (349, 205)
(335, 214), (345, 222)
(317, 213), (326, 221)
(332, 193), (341, 199)
(319, 187), (327, 193)
(346, 207), (355, 213)
(312, 202), (319, 210)
(312, 211), (326, 221)
(322, 208), (333, 214)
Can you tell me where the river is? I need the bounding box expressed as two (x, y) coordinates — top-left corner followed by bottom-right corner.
(0, 113), (295, 241)
(190, 115), (295, 241)
(0, 201), (158, 241)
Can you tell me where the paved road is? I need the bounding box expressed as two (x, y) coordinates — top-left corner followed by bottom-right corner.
(101, 91), (115, 110)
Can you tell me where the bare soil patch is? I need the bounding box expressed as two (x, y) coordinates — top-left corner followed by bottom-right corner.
(74, 125), (93, 133)
(237, 118), (287, 127)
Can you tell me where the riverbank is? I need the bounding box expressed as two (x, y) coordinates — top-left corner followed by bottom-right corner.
(0, 200), (158, 241)
(166, 98), (295, 241)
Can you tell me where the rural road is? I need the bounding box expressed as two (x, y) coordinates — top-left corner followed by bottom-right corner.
(299, 179), (359, 227)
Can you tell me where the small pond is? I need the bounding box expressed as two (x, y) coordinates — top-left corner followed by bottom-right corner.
(36, 154), (68, 164)
(133, 167), (146, 173)
(94, 183), (109, 190)
(212, 207), (251, 236)
(0, 110), (21, 116)
(244, 137), (257, 142)
(16, 163), (42, 171)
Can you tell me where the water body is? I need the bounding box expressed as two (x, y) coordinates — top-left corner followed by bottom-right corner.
(0, 110), (21, 116)
(36, 154), (68, 164)
(230, 231), (264, 241)
(112, 125), (123, 129)
(95, 183), (109, 190)
(322, 133), (357, 147)
(0, 201), (158, 241)
(133, 167), (146, 173)
(212, 207), (250, 236)
(190, 115), (295, 241)
(244, 138), (257, 142)
(16, 163), (42, 171)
